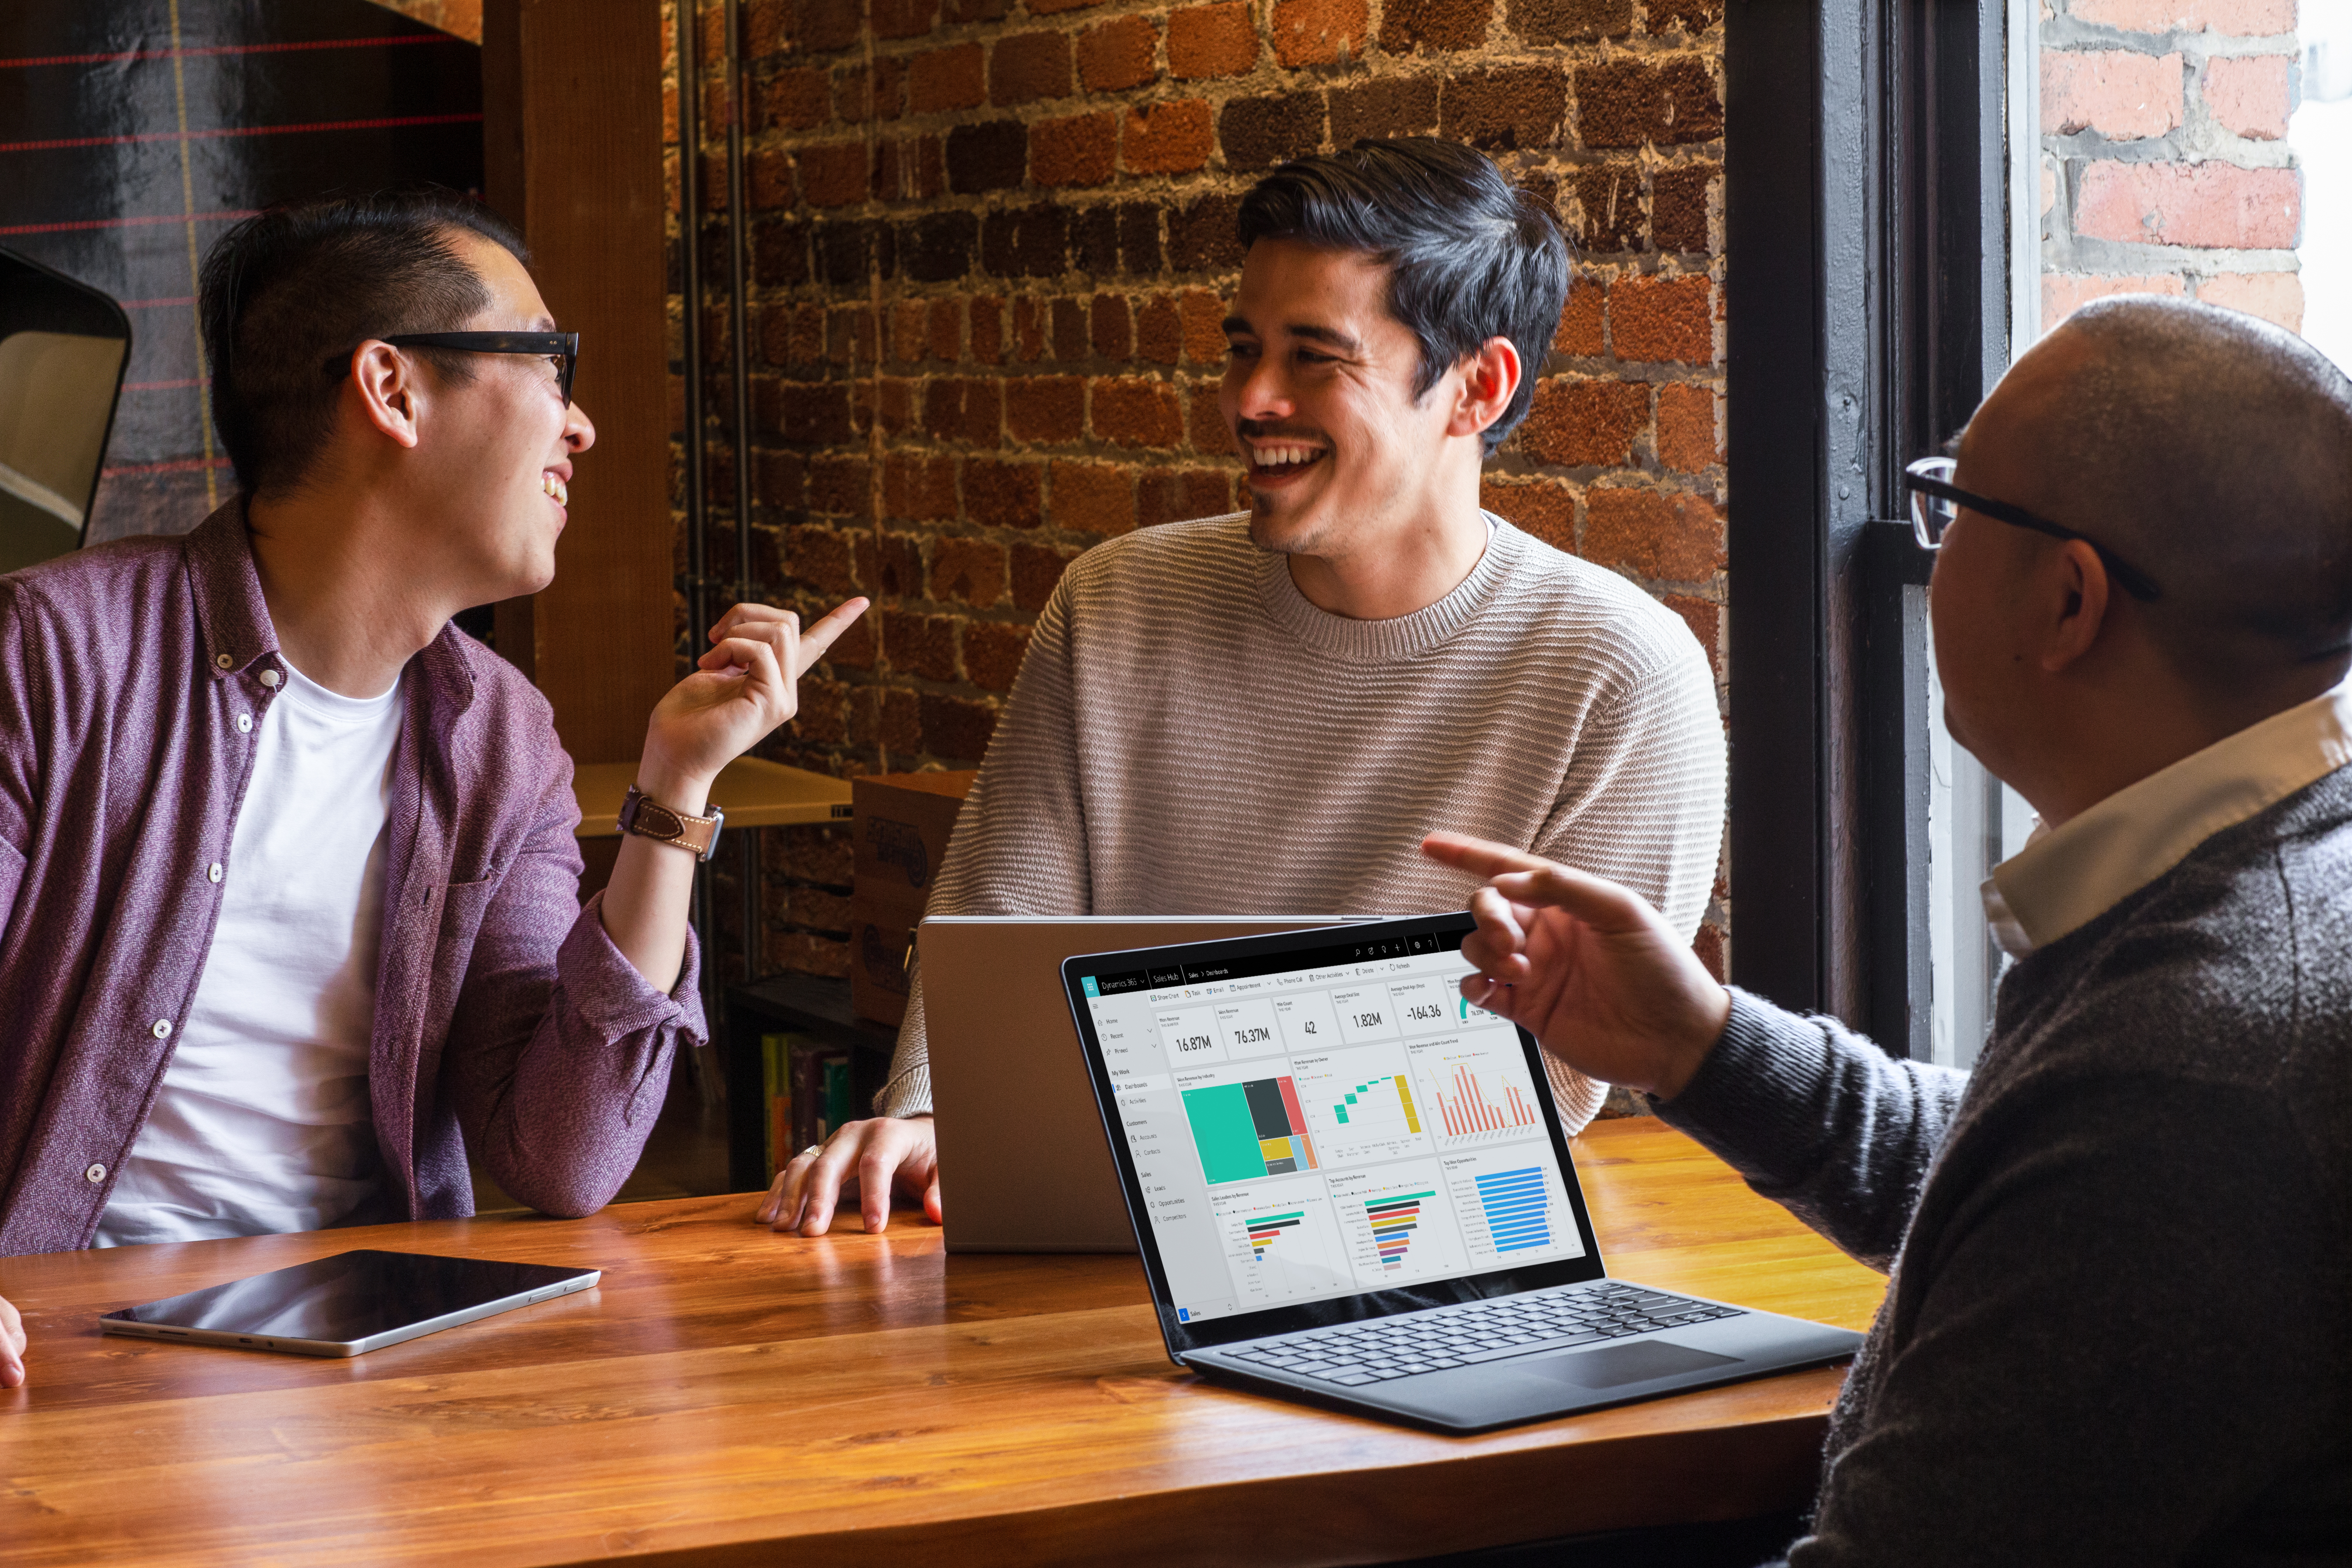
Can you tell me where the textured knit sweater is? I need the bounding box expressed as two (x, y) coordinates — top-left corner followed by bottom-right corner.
(1662, 769), (2352, 1566)
(877, 511), (1726, 1132)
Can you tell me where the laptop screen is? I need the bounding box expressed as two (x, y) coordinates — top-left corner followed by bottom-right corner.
(1067, 915), (1602, 1339)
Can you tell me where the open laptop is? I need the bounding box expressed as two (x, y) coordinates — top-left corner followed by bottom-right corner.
(1061, 912), (1866, 1434)
(923, 916), (1374, 1252)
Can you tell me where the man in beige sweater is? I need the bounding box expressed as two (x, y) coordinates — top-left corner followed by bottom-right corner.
(760, 138), (1725, 1237)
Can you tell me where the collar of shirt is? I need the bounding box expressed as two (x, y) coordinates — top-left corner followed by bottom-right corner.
(1981, 682), (2352, 957)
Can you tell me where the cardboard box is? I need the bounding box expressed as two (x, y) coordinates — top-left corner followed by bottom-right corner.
(850, 770), (977, 1025)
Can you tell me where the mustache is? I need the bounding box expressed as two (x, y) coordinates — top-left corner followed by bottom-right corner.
(1235, 420), (1329, 445)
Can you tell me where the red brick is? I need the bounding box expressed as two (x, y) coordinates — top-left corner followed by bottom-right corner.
(827, 610), (877, 670)
(2041, 50), (2182, 141)
(1692, 922), (1725, 982)
(761, 69), (830, 132)
(930, 538), (1008, 607)
(1052, 298), (1090, 360)
(1078, 15), (1160, 91)
(1661, 592), (1720, 672)
(909, 43), (985, 113)
(1273, 0), (1368, 65)
(923, 377), (1004, 446)
(788, 524), (862, 598)
(826, 305), (878, 366)
(781, 678), (853, 749)
(964, 458), (1045, 527)
(1091, 294), (1133, 358)
(990, 31), (1073, 105)
(1168, 3), (1260, 78)
(1553, 279), (1605, 356)
(873, 135), (946, 201)
(1575, 58), (1720, 148)
(860, 531), (926, 598)
(1012, 542), (1083, 611)
(1479, 476), (1577, 554)
(888, 300), (929, 366)
(1138, 467), (1235, 526)
(1583, 487), (1723, 581)
(1506, 0), (1632, 44)
(1516, 377), (1648, 468)
(1382, 0), (1492, 53)
(1123, 101), (1214, 175)
(789, 0), (860, 52)
(2203, 54), (2291, 140)
(928, 299), (962, 362)
(852, 376), (918, 438)
(1092, 377), (1187, 447)
(1033, 112), (1117, 187)
(770, 381), (853, 444)
(2195, 270), (2303, 330)
(1178, 289), (1228, 363)
(2040, 272), (2185, 333)
(921, 695), (999, 763)
(768, 930), (852, 978)
(749, 148), (795, 209)
(1012, 297), (1047, 361)
(1030, 0), (1108, 15)
(1186, 382), (1233, 455)
(1610, 274), (1715, 364)
(2073, 160), (2299, 249)
(1655, 382), (1721, 473)
(2069, 0), (2294, 34)
(882, 610), (961, 681)
(1651, 162), (1717, 253)
(1049, 461), (1135, 535)
(962, 623), (1033, 691)
(1441, 64), (1568, 151)
(1135, 294), (1183, 363)
(970, 296), (1005, 363)
(882, 454), (958, 521)
(1005, 376), (1087, 443)
(872, 0), (939, 39)
(757, 451), (810, 510)
(808, 456), (870, 514)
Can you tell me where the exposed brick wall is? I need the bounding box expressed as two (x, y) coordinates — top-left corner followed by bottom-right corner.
(2040, 0), (2304, 331)
(662, 0), (1729, 986)
(363, 0), (483, 41)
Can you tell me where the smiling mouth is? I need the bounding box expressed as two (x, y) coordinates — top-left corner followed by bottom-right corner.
(542, 472), (569, 507)
(1247, 441), (1328, 479)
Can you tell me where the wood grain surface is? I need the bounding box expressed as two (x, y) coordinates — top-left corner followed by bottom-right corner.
(0, 1120), (1885, 1567)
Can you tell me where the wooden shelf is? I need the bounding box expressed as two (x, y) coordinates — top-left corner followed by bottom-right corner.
(571, 757), (853, 839)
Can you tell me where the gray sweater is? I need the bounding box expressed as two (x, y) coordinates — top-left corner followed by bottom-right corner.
(1661, 768), (2352, 1565)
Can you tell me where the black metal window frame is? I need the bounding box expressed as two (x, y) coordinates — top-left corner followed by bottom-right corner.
(1724, 0), (2010, 1056)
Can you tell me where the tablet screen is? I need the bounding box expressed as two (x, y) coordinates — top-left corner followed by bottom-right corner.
(104, 1250), (596, 1346)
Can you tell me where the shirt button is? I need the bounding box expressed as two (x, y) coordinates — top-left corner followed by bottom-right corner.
(207, 862), (223, 883)
(85, 1163), (106, 1183)
(235, 713), (253, 734)
(258, 669), (281, 688)
(214, 653), (232, 670)
(151, 1019), (172, 1039)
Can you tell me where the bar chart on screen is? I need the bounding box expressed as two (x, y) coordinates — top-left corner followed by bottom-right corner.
(1414, 1039), (1544, 1147)
(1213, 1181), (1353, 1305)
(1445, 1151), (1579, 1264)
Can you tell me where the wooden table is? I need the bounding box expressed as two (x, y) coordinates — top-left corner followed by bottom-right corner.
(0, 1121), (1885, 1567)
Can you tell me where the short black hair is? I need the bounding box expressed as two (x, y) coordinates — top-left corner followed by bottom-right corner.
(1236, 138), (1571, 455)
(198, 188), (528, 498)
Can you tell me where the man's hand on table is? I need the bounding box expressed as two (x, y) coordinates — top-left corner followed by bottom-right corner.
(0, 1292), (24, 1387)
(1421, 833), (1731, 1102)
(758, 1114), (941, 1235)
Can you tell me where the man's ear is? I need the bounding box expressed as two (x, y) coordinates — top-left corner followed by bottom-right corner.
(345, 341), (423, 451)
(1447, 336), (1523, 441)
(2040, 538), (2113, 675)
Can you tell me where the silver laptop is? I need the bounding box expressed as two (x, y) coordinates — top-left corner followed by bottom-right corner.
(922, 916), (1371, 1253)
(1060, 913), (1866, 1434)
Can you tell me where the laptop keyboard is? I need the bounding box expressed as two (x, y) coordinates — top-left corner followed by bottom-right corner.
(1220, 1282), (1745, 1387)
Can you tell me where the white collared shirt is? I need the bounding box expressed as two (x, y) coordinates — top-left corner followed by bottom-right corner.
(1982, 683), (2352, 958)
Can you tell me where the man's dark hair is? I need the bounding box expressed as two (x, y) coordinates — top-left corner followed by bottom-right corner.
(2021, 296), (2352, 695)
(1236, 137), (1571, 455)
(198, 189), (528, 498)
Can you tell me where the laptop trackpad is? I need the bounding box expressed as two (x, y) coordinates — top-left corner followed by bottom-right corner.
(1534, 1340), (1743, 1388)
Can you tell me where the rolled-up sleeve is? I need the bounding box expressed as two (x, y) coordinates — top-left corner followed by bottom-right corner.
(440, 754), (707, 1218)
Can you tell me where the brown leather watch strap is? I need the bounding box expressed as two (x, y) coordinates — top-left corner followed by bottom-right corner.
(618, 785), (725, 862)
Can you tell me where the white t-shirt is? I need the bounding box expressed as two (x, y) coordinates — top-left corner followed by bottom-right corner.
(95, 662), (405, 1246)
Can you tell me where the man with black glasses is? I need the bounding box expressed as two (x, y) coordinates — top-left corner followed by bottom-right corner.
(0, 191), (864, 1387)
(1426, 295), (2352, 1563)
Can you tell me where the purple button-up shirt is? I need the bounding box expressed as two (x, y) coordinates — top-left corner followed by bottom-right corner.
(0, 504), (704, 1255)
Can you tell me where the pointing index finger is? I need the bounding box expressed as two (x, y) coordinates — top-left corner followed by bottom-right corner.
(1421, 831), (1556, 881)
(795, 597), (870, 666)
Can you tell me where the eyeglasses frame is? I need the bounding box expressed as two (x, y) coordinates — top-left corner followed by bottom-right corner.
(1902, 456), (2161, 602)
(321, 331), (581, 407)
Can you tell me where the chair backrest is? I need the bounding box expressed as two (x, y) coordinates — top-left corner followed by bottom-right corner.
(0, 247), (130, 573)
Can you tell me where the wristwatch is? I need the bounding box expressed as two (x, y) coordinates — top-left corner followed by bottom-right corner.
(617, 784), (725, 862)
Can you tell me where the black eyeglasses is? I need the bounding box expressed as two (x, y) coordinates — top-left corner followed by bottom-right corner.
(322, 331), (580, 407)
(1903, 456), (2161, 602)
